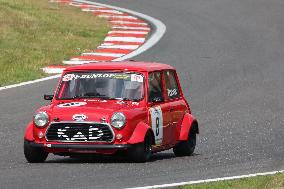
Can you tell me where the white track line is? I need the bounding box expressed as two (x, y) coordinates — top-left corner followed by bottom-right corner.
(127, 170), (284, 189)
(0, 75), (61, 91)
(0, 0), (166, 91)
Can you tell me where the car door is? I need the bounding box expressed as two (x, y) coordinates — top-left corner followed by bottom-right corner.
(164, 70), (187, 145)
(148, 71), (172, 146)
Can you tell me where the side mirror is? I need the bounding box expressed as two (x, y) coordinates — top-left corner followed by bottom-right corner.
(43, 94), (54, 101)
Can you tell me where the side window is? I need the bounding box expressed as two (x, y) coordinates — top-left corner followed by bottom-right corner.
(148, 72), (164, 102)
(164, 70), (180, 99)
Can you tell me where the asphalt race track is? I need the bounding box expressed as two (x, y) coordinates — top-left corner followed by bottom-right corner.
(0, 0), (283, 188)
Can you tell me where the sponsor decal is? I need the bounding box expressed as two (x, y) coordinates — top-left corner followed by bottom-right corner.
(62, 74), (77, 81)
(57, 126), (104, 141)
(72, 114), (87, 121)
(131, 74), (143, 82)
(167, 88), (178, 97)
(58, 102), (87, 108)
(149, 106), (163, 145)
(61, 73), (131, 81)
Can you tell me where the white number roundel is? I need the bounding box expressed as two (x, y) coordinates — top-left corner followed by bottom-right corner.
(150, 106), (163, 145)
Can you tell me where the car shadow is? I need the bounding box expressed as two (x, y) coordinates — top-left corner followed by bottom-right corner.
(45, 152), (200, 164)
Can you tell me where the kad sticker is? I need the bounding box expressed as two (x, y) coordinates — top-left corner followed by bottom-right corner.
(58, 102), (87, 108)
(131, 74), (143, 83)
(57, 126), (104, 141)
(149, 106), (163, 145)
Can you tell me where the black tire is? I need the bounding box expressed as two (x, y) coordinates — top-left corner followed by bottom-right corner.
(128, 132), (152, 162)
(173, 129), (196, 157)
(24, 140), (48, 163)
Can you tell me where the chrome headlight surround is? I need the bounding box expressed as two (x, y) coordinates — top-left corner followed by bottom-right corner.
(111, 112), (126, 129)
(34, 112), (49, 128)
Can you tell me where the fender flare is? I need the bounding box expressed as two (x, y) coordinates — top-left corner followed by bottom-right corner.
(24, 122), (35, 141)
(127, 122), (154, 144)
(179, 113), (199, 141)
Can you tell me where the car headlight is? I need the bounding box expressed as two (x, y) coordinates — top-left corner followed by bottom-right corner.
(111, 112), (126, 129)
(34, 112), (49, 128)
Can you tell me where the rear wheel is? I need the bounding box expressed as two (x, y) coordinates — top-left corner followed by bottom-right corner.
(128, 132), (152, 162)
(24, 140), (48, 163)
(173, 129), (196, 157)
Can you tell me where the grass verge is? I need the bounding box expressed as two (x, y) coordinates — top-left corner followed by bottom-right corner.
(0, 0), (110, 86)
(180, 172), (284, 189)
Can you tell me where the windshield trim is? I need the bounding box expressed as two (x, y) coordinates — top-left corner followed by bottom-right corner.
(55, 71), (145, 102)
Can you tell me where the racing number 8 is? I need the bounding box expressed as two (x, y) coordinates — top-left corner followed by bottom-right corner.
(156, 117), (159, 136)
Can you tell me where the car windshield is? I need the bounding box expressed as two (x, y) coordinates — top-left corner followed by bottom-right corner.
(56, 72), (144, 101)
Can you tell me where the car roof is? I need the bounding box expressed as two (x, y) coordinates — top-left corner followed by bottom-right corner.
(64, 61), (175, 72)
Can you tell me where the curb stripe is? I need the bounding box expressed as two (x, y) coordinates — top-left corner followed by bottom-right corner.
(111, 23), (149, 28)
(81, 52), (125, 57)
(98, 15), (138, 19)
(107, 33), (146, 38)
(112, 26), (150, 30)
(62, 60), (96, 65)
(93, 12), (129, 16)
(108, 18), (144, 23)
(110, 20), (148, 25)
(42, 67), (68, 74)
(95, 48), (133, 54)
(101, 41), (143, 45)
(109, 30), (148, 34)
(104, 37), (145, 43)
(70, 55), (114, 61)
(98, 45), (139, 50)
(83, 9), (123, 14)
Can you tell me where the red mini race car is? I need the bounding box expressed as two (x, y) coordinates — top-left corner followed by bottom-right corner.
(24, 61), (199, 162)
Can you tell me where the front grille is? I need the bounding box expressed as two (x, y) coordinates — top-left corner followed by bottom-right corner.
(46, 122), (114, 142)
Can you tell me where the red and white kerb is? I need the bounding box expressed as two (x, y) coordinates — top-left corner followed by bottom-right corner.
(43, 0), (150, 74)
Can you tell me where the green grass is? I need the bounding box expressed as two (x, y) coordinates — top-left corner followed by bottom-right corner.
(0, 0), (110, 86)
(181, 172), (284, 189)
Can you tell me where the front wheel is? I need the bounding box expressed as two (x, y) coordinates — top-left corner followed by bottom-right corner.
(128, 132), (152, 162)
(173, 130), (196, 157)
(24, 140), (48, 163)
